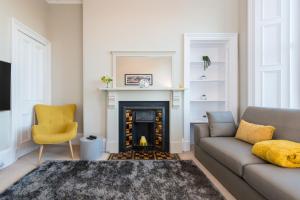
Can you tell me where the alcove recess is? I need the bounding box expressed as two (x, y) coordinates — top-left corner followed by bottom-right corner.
(183, 33), (238, 142)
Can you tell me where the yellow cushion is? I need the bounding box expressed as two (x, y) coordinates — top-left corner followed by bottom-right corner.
(32, 122), (77, 144)
(235, 120), (275, 144)
(32, 104), (77, 144)
(252, 140), (300, 168)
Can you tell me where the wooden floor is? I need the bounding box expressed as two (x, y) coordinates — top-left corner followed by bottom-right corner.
(0, 145), (235, 200)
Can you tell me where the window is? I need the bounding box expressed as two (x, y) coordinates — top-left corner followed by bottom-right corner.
(248, 0), (300, 108)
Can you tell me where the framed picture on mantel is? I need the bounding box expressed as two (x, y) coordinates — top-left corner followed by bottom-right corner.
(125, 74), (153, 86)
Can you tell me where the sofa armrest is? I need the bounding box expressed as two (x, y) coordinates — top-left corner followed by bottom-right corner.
(194, 123), (210, 145)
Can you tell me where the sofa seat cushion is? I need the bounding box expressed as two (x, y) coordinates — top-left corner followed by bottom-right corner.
(244, 164), (300, 200)
(199, 137), (266, 176)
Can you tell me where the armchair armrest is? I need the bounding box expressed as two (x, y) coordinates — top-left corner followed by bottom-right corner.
(32, 124), (48, 135)
(66, 122), (78, 132)
(194, 123), (210, 145)
(65, 122), (78, 139)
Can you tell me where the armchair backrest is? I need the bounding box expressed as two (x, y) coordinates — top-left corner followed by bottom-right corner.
(35, 104), (76, 132)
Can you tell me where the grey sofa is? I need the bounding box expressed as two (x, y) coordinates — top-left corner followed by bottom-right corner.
(194, 107), (300, 200)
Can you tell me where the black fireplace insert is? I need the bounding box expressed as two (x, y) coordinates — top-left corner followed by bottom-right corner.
(119, 101), (169, 152)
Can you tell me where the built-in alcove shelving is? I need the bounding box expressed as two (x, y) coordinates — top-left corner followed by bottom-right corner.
(183, 33), (238, 148)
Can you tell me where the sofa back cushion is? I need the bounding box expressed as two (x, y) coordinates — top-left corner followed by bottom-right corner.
(242, 107), (300, 142)
(207, 111), (237, 137)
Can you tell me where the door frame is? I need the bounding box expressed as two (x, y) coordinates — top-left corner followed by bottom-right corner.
(11, 18), (51, 160)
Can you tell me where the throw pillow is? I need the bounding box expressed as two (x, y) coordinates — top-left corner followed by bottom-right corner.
(207, 111), (237, 137)
(235, 120), (275, 144)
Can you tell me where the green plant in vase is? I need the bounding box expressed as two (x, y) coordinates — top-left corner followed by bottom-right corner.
(199, 56), (211, 80)
(100, 75), (113, 88)
(202, 56), (211, 71)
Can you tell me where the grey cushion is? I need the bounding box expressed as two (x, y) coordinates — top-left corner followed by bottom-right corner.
(199, 137), (266, 176)
(207, 111), (237, 137)
(242, 107), (300, 142)
(194, 123), (210, 145)
(244, 164), (300, 200)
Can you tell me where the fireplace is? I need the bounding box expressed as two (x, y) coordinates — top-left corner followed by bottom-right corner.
(119, 101), (169, 152)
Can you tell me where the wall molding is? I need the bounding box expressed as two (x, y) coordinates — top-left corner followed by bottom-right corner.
(46, 0), (82, 4)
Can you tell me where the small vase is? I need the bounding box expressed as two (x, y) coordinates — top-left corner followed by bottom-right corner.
(106, 83), (109, 88)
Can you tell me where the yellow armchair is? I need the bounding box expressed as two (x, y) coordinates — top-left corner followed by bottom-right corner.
(32, 104), (78, 162)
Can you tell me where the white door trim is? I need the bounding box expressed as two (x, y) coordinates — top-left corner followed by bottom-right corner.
(11, 18), (51, 160)
(247, 0), (255, 106)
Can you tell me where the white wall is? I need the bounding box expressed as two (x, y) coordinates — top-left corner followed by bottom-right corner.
(0, 0), (48, 152)
(83, 0), (240, 137)
(47, 4), (83, 133)
(0, 1), (83, 155)
(239, 0), (248, 116)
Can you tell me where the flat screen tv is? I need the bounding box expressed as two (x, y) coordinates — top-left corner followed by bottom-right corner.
(0, 61), (11, 111)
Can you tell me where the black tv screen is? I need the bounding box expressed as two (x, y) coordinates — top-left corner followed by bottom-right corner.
(0, 61), (11, 111)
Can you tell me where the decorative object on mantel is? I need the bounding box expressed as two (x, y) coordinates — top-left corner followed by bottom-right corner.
(125, 74), (153, 86)
(100, 75), (113, 88)
(139, 79), (150, 88)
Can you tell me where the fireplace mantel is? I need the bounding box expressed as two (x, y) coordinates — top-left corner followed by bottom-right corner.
(99, 87), (184, 108)
(98, 87), (185, 91)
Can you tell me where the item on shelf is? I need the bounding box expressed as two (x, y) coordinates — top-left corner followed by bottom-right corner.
(100, 75), (113, 88)
(199, 75), (207, 80)
(202, 56), (211, 71)
(125, 74), (153, 86)
(201, 94), (207, 100)
(139, 78), (150, 88)
(202, 115), (207, 118)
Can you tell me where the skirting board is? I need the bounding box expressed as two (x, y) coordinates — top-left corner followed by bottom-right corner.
(0, 147), (16, 169)
(182, 139), (191, 152)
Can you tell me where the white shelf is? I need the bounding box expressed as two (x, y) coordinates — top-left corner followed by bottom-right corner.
(190, 99), (225, 102)
(99, 87), (185, 91)
(190, 79), (225, 82)
(190, 61), (225, 64)
(190, 119), (208, 123)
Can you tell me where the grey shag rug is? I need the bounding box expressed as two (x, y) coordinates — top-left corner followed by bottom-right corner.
(0, 160), (224, 200)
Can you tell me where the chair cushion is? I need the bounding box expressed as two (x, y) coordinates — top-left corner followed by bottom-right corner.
(243, 164), (300, 200)
(33, 131), (76, 144)
(199, 137), (266, 176)
(207, 111), (237, 137)
(32, 122), (78, 144)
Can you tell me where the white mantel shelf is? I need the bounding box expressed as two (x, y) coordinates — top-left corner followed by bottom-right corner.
(98, 87), (185, 91)
(100, 86), (184, 119)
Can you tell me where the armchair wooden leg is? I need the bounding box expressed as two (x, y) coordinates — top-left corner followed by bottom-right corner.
(38, 145), (44, 164)
(69, 141), (74, 160)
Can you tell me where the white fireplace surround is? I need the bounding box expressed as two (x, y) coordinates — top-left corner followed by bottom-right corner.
(100, 88), (185, 153)
(99, 51), (187, 153)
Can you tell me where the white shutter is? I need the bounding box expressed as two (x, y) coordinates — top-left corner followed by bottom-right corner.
(252, 0), (290, 108)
